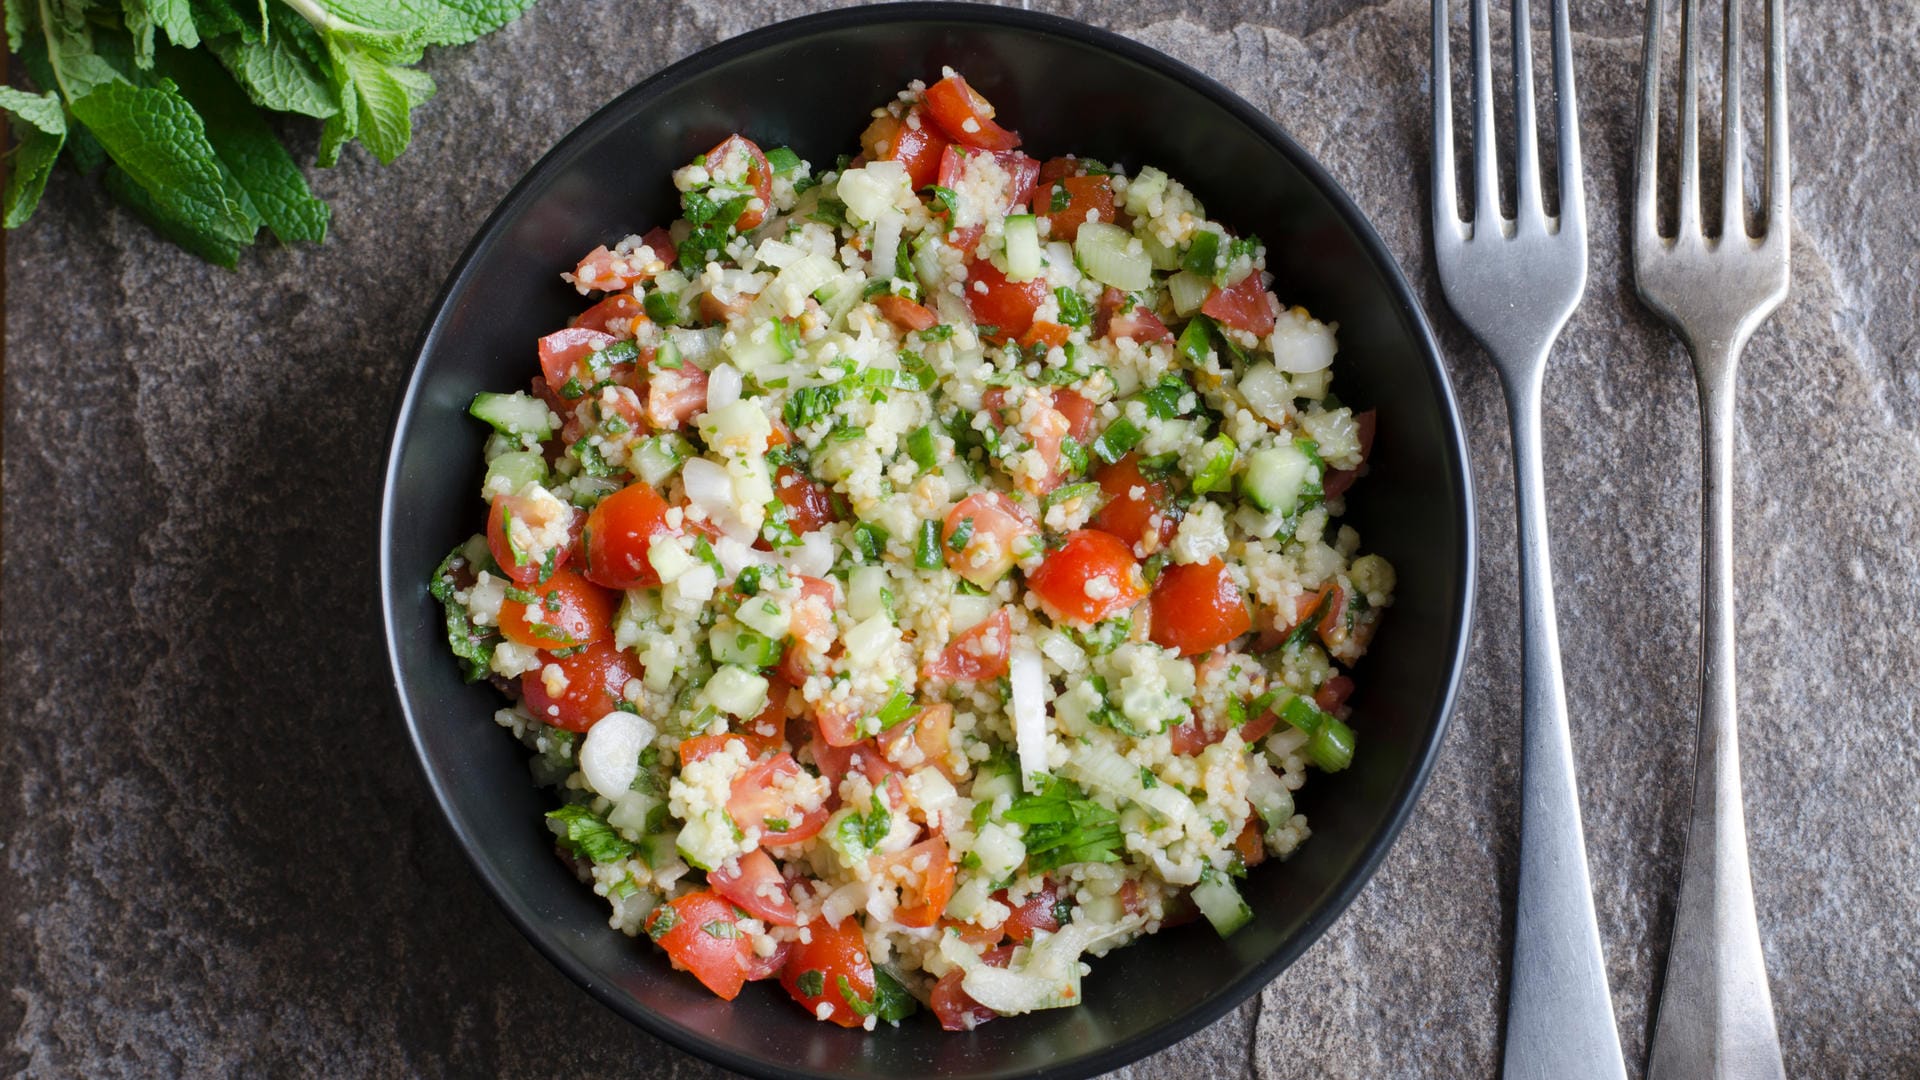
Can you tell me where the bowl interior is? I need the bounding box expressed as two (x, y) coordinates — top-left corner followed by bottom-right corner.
(381, 7), (1472, 1078)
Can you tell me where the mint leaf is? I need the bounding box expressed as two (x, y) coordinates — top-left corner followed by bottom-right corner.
(5, 0), (29, 53)
(2, 119), (64, 228)
(209, 30), (339, 117)
(157, 45), (328, 244)
(317, 0), (535, 46)
(0, 86), (65, 133)
(103, 164), (242, 266)
(151, 0), (201, 49)
(327, 39), (412, 164)
(69, 78), (257, 246)
(37, 0), (127, 100)
(187, 0), (261, 43)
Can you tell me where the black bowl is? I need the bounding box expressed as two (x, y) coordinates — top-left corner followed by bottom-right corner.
(380, 4), (1474, 1077)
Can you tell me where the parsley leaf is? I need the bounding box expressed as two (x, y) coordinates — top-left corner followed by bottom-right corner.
(1002, 774), (1123, 871)
(547, 804), (636, 863)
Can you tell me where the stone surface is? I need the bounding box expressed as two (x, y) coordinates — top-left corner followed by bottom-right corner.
(5, 1), (1917, 1077)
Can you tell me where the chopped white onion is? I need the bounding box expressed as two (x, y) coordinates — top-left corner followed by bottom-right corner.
(578, 711), (655, 799)
(779, 530), (835, 578)
(1009, 646), (1048, 793)
(706, 363), (742, 410)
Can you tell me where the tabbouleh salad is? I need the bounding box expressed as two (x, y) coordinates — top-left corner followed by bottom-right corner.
(429, 69), (1394, 1031)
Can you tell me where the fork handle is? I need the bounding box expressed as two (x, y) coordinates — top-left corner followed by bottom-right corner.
(1500, 365), (1627, 1080)
(1647, 357), (1785, 1080)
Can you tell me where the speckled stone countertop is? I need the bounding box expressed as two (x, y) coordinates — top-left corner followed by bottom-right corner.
(5, 1), (1916, 1076)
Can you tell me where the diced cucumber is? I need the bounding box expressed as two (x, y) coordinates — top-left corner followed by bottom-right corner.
(710, 624), (782, 668)
(639, 828), (682, 870)
(567, 475), (621, 509)
(726, 326), (789, 373)
(1288, 368), (1332, 401)
(1237, 362), (1293, 425)
(1003, 214), (1042, 281)
(484, 450), (548, 495)
(972, 822), (1027, 882)
(675, 812), (737, 872)
(469, 391), (555, 440)
(848, 565), (891, 622)
(969, 757), (1019, 804)
(1167, 270), (1212, 316)
(1190, 435), (1237, 494)
(737, 594), (791, 639)
(608, 791), (663, 839)
(1241, 443), (1320, 515)
(1139, 230), (1182, 272)
(1192, 873), (1254, 937)
(631, 433), (692, 486)
(1247, 757), (1296, 838)
(701, 664), (769, 720)
(842, 614), (897, 667)
(1074, 221), (1152, 290)
(647, 539), (696, 584)
(949, 592), (997, 635)
(945, 875), (994, 922)
(1123, 165), (1168, 210)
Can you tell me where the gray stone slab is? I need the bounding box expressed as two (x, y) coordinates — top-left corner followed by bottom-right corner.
(4, 1), (1915, 1077)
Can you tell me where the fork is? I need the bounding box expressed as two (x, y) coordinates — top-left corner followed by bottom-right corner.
(1633, 0), (1791, 1077)
(1430, 3), (1627, 1077)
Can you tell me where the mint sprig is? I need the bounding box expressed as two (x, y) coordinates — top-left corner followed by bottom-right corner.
(1, 0), (536, 264)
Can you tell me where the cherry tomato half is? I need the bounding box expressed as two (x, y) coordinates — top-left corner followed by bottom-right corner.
(965, 259), (1048, 343)
(1147, 558), (1252, 657)
(497, 569), (616, 649)
(519, 639), (641, 732)
(582, 482), (673, 589)
(922, 74), (1022, 151)
(1026, 529), (1147, 625)
(644, 889), (754, 1000)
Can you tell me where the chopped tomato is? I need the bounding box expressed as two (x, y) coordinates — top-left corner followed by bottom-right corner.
(922, 73), (1021, 151)
(741, 676), (796, 751)
(934, 145), (1039, 210)
(923, 607), (1012, 682)
(1169, 715), (1225, 756)
(877, 702), (955, 776)
(536, 327), (618, 396)
(811, 698), (864, 749)
(808, 737), (905, 812)
(1018, 320), (1070, 350)
(930, 945), (1013, 1031)
(1098, 287), (1174, 343)
(571, 292), (645, 336)
(943, 493), (1037, 589)
(1315, 674), (1355, 712)
(942, 223), (985, 253)
(497, 569), (615, 649)
(780, 918), (876, 1028)
(1001, 880), (1064, 943)
(571, 245), (656, 293)
(1040, 173), (1115, 243)
(1148, 559), (1252, 657)
(859, 104), (949, 189)
(1050, 388), (1097, 442)
(702, 135), (774, 232)
(710, 849), (800, 926)
(772, 465), (838, 533)
(1232, 819), (1268, 868)
(729, 752), (830, 847)
(519, 639), (641, 732)
(678, 732), (747, 767)
(777, 576), (837, 684)
(644, 889), (753, 1000)
(1201, 272), (1277, 336)
(981, 386), (1073, 495)
(874, 294), (938, 332)
(645, 364), (708, 429)
(742, 939), (795, 983)
(1239, 707), (1279, 744)
(1090, 453), (1179, 553)
(486, 491), (574, 586)
(1322, 410), (1377, 499)
(581, 482), (673, 589)
(698, 290), (752, 324)
(965, 259), (1047, 343)
(878, 838), (956, 928)
(1026, 530), (1147, 625)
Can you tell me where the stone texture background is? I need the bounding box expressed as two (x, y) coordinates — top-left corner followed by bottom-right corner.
(5, 1), (1916, 1076)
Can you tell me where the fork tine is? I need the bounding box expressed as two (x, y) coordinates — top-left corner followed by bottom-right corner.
(1511, 0), (1544, 229)
(1720, 0), (1745, 239)
(1470, 0), (1501, 225)
(1677, 0), (1703, 237)
(1635, 0), (1666, 243)
(1551, 0), (1583, 235)
(1763, 0), (1790, 240)
(1433, 0), (1461, 232)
